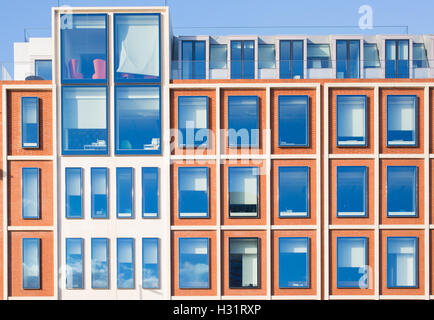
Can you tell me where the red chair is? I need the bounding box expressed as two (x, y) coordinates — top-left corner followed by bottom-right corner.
(69, 59), (83, 79)
(92, 59), (106, 80)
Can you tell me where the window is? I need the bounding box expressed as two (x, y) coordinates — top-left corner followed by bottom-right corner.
(307, 44), (331, 68)
(179, 238), (209, 289)
(336, 40), (360, 79)
(62, 86), (108, 155)
(21, 97), (39, 148)
(142, 167), (159, 218)
(117, 238), (134, 289)
(278, 237), (309, 288)
(182, 40), (206, 79)
(178, 96), (208, 147)
(210, 44), (227, 69)
(65, 168), (82, 219)
(387, 95), (417, 146)
(22, 168), (39, 219)
(178, 167), (209, 218)
(66, 238), (83, 289)
(280, 40), (303, 79)
(278, 95), (309, 147)
(337, 237), (368, 288)
(229, 238), (259, 288)
(114, 14), (160, 82)
(386, 40), (409, 78)
(229, 167), (259, 218)
(142, 238), (159, 289)
(364, 43), (380, 68)
(231, 40), (254, 79)
(387, 237), (417, 288)
(337, 166), (367, 217)
(91, 168), (108, 219)
(258, 44), (275, 69)
(228, 96), (259, 148)
(387, 166), (417, 217)
(117, 168), (133, 219)
(61, 14), (107, 83)
(413, 43), (429, 68)
(278, 167), (309, 218)
(91, 238), (109, 289)
(337, 95), (367, 146)
(115, 86), (161, 154)
(34, 60), (52, 80)
(22, 238), (40, 289)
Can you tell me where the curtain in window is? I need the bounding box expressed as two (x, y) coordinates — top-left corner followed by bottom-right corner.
(337, 96), (365, 145)
(388, 238), (416, 287)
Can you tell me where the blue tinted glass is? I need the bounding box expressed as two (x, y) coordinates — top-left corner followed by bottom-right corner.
(386, 40), (409, 78)
(336, 40), (360, 79)
(229, 238), (259, 288)
(117, 238), (134, 289)
(387, 166), (417, 217)
(35, 60), (52, 80)
(387, 95), (417, 146)
(258, 44), (275, 69)
(21, 97), (39, 148)
(279, 167), (309, 218)
(243, 41), (255, 79)
(337, 237), (367, 288)
(348, 40), (360, 78)
(91, 168), (108, 219)
(142, 238), (159, 289)
(142, 167), (158, 218)
(337, 95), (366, 146)
(22, 168), (39, 219)
(22, 238), (40, 289)
(307, 44), (331, 69)
(336, 40), (348, 79)
(387, 237), (417, 288)
(117, 168), (133, 218)
(182, 41), (205, 79)
(413, 43), (429, 68)
(278, 95), (308, 146)
(397, 40), (409, 78)
(364, 44), (380, 68)
(66, 238), (83, 289)
(65, 168), (82, 218)
(292, 40), (304, 79)
(337, 166), (367, 217)
(229, 167), (259, 218)
(228, 96), (259, 147)
(178, 167), (209, 218)
(91, 238), (109, 289)
(179, 238), (209, 289)
(231, 41), (242, 79)
(231, 40), (254, 79)
(279, 238), (309, 288)
(210, 44), (227, 69)
(178, 96), (208, 147)
(385, 40), (397, 78)
(279, 40), (291, 79)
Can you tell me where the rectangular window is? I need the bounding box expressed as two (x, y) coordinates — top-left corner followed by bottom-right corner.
(228, 96), (259, 148)
(182, 40), (206, 79)
(142, 238), (159, 289)
(21, 97), (39, 148)
(231, 40), (254, 79)
(386, 39), (409, 78)
(337, 237), (368, 288)
(364, 43), (380, 68)
(307, 44), (331, 69)
(178, 96), (208, 147)
(115, 86), (161, 154)
(22, 238), (40, 289)
(278, 167), (309, 218)
(22, 168), (39, 219)
(278, 95), (309, 146)
(229, 167), (259, 218)
(61, 14), (107, 83)
(117, 168), (133, 218)
(336, 40), (360, 79)
(387, 237), (417, 288)
(179, 238), (209, 289)
(66, 238), (83, 289)
(210, 44), (227, 69)
(91, 238), (109, 289)
(35, 60), (52, 80)
(387, 166), (417, 217)
(65, 168), (82, 219)
(258, 44), (275, 69)
(280, 40), (303, 79)
(114, 13), (160, 82)
(337, 95), (367, 146)
(337, 166), (367, 217)
(178, 167), (209, 218)
(229, 238), (259, 288)
(387, 95), (417, 146)
(278, 237), (309, 288)
(91, 168), (108, 219)
(62, 86), (108, 155)
(413, 43), (429, 68)
(117, 238), (134, 289)
(142, 167), (159, 218)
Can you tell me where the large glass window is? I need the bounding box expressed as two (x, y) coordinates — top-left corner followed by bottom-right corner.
(278, 95), (309, 147)
(179, 238), (209, 289)
(21, 97), (39, 148)
(142, 238), (159, 289)
(386, 40), (409, 78)
(91, 168), (108, 219)
(336, 40), (360, 79)
(66, 238), (83, 289)
(278, 167), (309, 218)
(229, 238), (259, 288)
(22, 168), (39, 219)
(229, 167), (259, 218)
(258, 44), (275, 69)
(114, 14), (160, 82)
(182, 40), (205, 79)
(364, 43), (380, 68)
(62, 86), (108, 155)
(231, 40), (254, 79)
(35, 60), (52, 80)
(280, 40), (303, 79)
(22, 238), (40, 289)
(65, 168), (82, 219)
(387, 166), (417, 217)
(178, 96), (208, 147)
(91, 238), (109, 289)
(228, 96), (259, 148)
(115, 86), (161, 154)
(337, 166), (367, 217)
(337, 237), (368, 288)
(178, 167), (209, 218)
(307, 44), (331, 68)
(210, 44), (227, 69)
(279, 237), (309, 288)
(387, 237), (417, 288)
(117, 238), (134, 289)
(387, 95), (417, 146)
(117, 168), (133, 219)
(413, 43), (429, 68)
(61, 14), (107, 83)
(337, 95), (367, 146)
(142, 167), (159, 218)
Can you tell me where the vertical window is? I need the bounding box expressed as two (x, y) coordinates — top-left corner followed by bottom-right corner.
(413, 43), (429, 68)
(387, 237), (417, 288)
(178, 167), (209, 218)
(61, 14), (107, 83)
(66, 238), (83, 289)
(91, 238), (109, 289)
(337, 237), (368, 288)
(336, 40), (360, 79)
(65, 168), (82, 219)
(21, 97), (39, 148)
(142, 167), (159, 218)
(337, 166), (367, 217)
(179, 238), (209, 289)
(117, 168), (133, 219)
(91, 168), (108, 219)
(210, 44), (227, 69)
(114, 14), (160, 82)
(117, 238), (134, 289)
(387, 95), (417, 146)
(35, 60), (52, 80)
(142, 238), (159, 289)
(386, 40), (409, 78)
(229, 167), (259, 218)
(62, 86), (108, 155)
(229, 238), (259, 288)
(258, 44), (275, 69)
(182, 40), (206, 79)
(228, 96), (259, 148)
(278, 95), (309, 147)
(178, 96), (208, 147)
(231, 40), (254, 79)
(337, 95), (367, 146)
(115, 86), (161, 154)
(22, 168), (39, 219)
(278, 237), (309, 288)
(387, 166), (417, 217)
(307, 44), (331, 68)
(278, 167), (309, 218)
(364, 43), (380, 68)
(280, 40), (303, 79)
(22, 238), (40, 289)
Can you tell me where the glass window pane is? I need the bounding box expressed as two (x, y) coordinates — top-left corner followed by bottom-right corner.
(178, 167), (209, 218)
(66, 238), (83, 289)
(292, 40), (304, 79)
(142, 167), (159, 218)
(231, 40), (254, 79)
(182, 41), (193, 79)
(117, 238), (134, 289)
(387, 237), (417, 288)
(91, 168), (108, 219)
(243, 40), (255, 79)
(22, 168), (39, 219)
(337, 237), (367, 288)
(337, 95), (366, 146)
(142, 238), (159, 289)
(65, 168), (82, 218)
(413, 43), (429, 68)
(364, 44), (380, 68)
(35, 60), (52, 80)
(179, 238), (209, 289)
(279, 238), (309, 288)
(387, 166), (417, 217)
(386, 40), (409, 78)
(91, 238), (109, 289)
(22, 238), (40, 289)
(178, 96), (208, 147)
(278, 95), (308, 146)
(229, 238), (259, 288)
(279, 167), (309, 217)
(228, 96), (259, 148)
(258, 44), (275, 69)
(117, 168), (133, 218)
(337, 166), (367, 217)
(279, 40), (291, 79)
(387, 95), (417, 146)
(307, 44), (331, 69)
(210, 44), (227, 69)
(229, 167), (259, 218)
(336, 40), (348, 79)
(348, 40), (360, 78)
(21, 97), (39, 148)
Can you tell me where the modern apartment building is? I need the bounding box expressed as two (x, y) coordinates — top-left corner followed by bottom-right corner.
(1, 5), (434, 300)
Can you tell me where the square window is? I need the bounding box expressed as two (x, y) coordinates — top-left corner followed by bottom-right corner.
(34, 60), (52, 80)
(116, 168), (134, 219)
(337, 166), (367, 217)
(387, 95), (417, 146)
(65, 168), (82, 219)
(229, 167), (259, 218)
(228, 96), (259, 148)
(178, 167), (209, 218)
(229, 238), (259, 288)
(387, 237), (417, 288)
(278, 237), (309, 288)
(91, 168), (108, 219)
(142, 168), (159, 218)
(337, 95), (367, 146)
(21, 97), (39, 148)
(387, 166), (417, 217)
(278, 167), (309, 218)
(22, 168), (39, 219)
(142, 238), (159, 289)
(117, 238), (135, 289)
(178, 238), (209, 289)
(337, 237), (368, 288)
(66, 238), (83, 289)
(91, 238), (109, 289)
(278, 95), (309, 147)
(178, 96), (208, 147)
(22, 238), (40, 290)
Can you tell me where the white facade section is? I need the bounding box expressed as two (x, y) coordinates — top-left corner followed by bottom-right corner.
(14, 37), (52, 80)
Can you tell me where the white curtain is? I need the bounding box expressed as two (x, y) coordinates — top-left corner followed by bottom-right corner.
(388, 96), (415, 131)
(338, 96), (365, 138)
(179, 97), (207, 129)
(389, 238), (416, 286)
(338, 238), (365, 268)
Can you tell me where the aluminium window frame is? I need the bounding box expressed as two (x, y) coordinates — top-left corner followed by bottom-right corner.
(277, 95), (309, 147)
(228, 166), (260, 219)
(65, 237), (84, 289)
(336, 166), (368, 218)
(22, 238), (41, 290)
(21, 96), (39, 149)
(142, 167), (159, 219)
(386, 95), (418, 147)
(386, 236), (418, 289)
(178, 237), (210, 289)
(65, 167), (83, 219)
(181, 40), (206, 80)
(116, 167), (134, 219)
(91, 167), (109, 219)
(278, 166), (310, 218)
(116, 237), (135, 289)
(228, 237), (260, 289)
(385, 39), (410, 79)
(278, 237), (310, 289)
(142, 238), (160, 289)
(177, 95), (209, 148)
(336, 95), (368, 147)
(230, 40), (255, 79)
(279, 40), (304, 79)
(91, 237), (109, 289)
(227, 95), (259, 148)
(336, 39), (361, 79)
(21, 167), (40, 220)
(386, 165), (418, 218)
(336, 236), (368, 289)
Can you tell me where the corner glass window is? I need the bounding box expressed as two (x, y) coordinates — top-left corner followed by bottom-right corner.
(22, 238), (40, 289)
(280, 40), (303, 79)
(364, 43), (380, 68)
(279, 237), (309, 288)
(387, 95), (417, 146)
(387, 237), (417, 288)
(229, 238), (259, 288)
(142, 167), (159, 218)
(386, 39), (409, 78)
(182, 40), (206, 79)
(35, 60), (52, 80)
(307, 44), (331, 68)
(179, 238), (209, 289)
(91, 238), (109, 289)
(337, 95), (367, 146)
(178, 167), (209, 218)
(22, 168), (39, 219)
(337, 166), (367, 217)
(210, 44), (227, 69)
(231, 40), (254, 79)
(258, 44), (275, 69)
(413, 43), (429, 68)
(142, 238), (159, 289)
(229, 167), (259, 218)
(116, 168), (133, 219)
(387, 166), (417, 217)
(278, 95), (309, 147)
(21, 97), (39, 148)
(91, 168), (108, 219)
(278, 167), (309, 218)
(178, 96), (208, 147)
(66, 238), (83, 289)
(336, 40), (360, 79)
(337, 237), (368, 288)
(117, 238), (134, 289)
(228, 96), (259, 148)
(65, 168), (82, 219)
